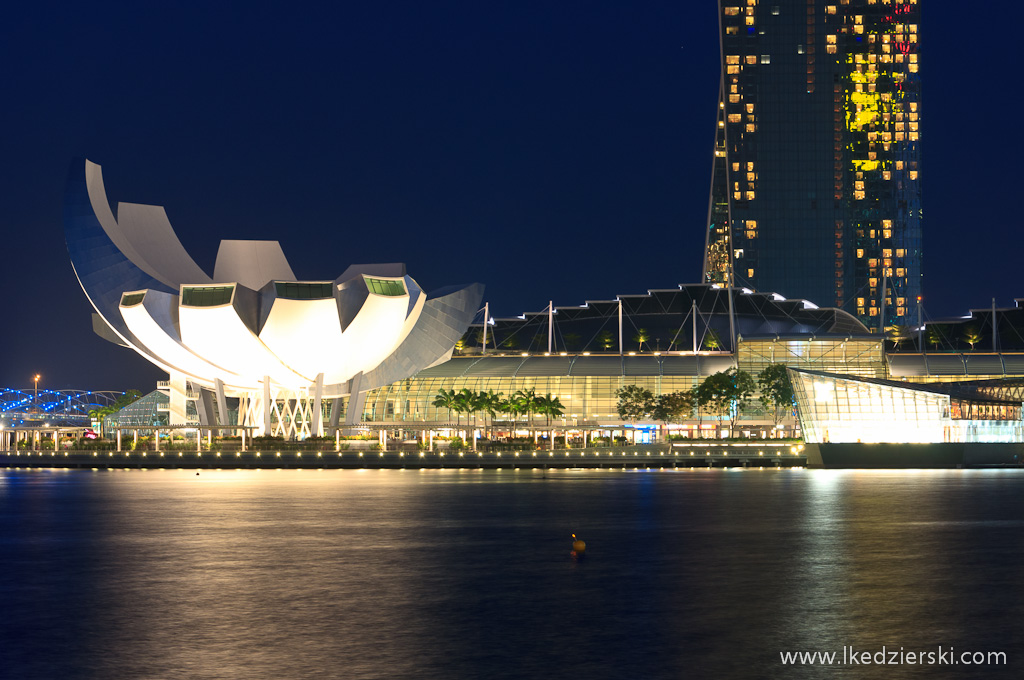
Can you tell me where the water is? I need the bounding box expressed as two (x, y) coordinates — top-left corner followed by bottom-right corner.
(2, 467), (1023, 679)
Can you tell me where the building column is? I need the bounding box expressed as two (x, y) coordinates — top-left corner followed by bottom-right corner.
(169, 372), (188, 426)
(310, 373), (324, 437)
(117, 429), (122, 452)
(263, 376), (272, 436)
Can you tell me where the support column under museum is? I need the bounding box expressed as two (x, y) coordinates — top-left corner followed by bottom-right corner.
(169, 372), (188, 425)
(263, 376), (272, 436)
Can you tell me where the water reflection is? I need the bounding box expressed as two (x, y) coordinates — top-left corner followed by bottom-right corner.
(0, 468), (1022, 679)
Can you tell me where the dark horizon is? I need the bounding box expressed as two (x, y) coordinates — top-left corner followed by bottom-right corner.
(3, 1), (1020, 390)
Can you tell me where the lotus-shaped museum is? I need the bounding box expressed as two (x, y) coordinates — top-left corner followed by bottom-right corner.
(65, 159), (483, 436)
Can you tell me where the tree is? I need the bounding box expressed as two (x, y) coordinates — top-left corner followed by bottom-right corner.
(632, 328), (650, 352)
(596, 330), (615, 351)
(886, 325), (914, 351)
(500, 334), (519, 351)
(432, 388), (459, 424)
(512, 388), (539, 438)
(562, 333), (582, 351)
(616, 385), (655, 444)
(698, 368), (756, 436)
(536, 394), (565, 426)
(652, 391), (695, 427)
(616, 385), (655, 423)
(91, 390), (143, 437)
(926, 324), (948, 350)
(702, 328), (723, 351)
(962, 325), (983, 350)
(757, 363), (795, 429)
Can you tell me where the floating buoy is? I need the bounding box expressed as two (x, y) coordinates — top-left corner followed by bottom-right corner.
(571, 533), (586, 557)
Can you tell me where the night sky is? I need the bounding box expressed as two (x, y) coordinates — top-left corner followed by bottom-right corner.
(2, 1), (1017, 390)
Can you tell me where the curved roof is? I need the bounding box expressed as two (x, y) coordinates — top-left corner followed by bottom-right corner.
(477, 284), (868, 354)
(414, 354), (736, 379)
(65, 159), (483, 395)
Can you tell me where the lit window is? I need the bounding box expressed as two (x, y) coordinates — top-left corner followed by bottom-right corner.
(728, 113), (741, 123)
(760, 54), (771, 64)
(724, 6), (740, 16)
(745, 55), (757, 65)
(365, 277), (407, 296)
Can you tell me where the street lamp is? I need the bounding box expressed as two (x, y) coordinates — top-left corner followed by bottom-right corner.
(34, 374), (41, 405)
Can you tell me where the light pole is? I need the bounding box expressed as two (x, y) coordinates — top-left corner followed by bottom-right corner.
(34, 374), (40, 407)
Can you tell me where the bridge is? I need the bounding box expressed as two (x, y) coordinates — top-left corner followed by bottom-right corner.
(0, 388), (128, 426)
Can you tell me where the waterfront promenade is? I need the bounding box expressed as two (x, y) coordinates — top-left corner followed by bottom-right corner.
(0, 443), (807, 470)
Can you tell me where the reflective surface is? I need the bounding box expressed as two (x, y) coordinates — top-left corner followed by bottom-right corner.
(2, 468), (1022, 678)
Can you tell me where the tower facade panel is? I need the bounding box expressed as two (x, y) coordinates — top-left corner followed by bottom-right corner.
(704, 0), (921, 331)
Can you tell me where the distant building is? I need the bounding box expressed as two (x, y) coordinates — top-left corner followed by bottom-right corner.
(704, 0), (921, 331)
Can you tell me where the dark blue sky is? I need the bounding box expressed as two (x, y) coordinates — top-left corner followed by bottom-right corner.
(1, 1), (1017, 389)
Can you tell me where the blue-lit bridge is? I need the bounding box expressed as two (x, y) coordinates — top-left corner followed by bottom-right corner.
(0, 388), (128, 427)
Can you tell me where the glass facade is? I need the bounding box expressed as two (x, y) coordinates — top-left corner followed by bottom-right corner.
(738, 337), (885, 378)
(274, 282), (334, 299)
(791, 369), (1024, 444)
(706, 0), (922, 331)
(362, 374), (701, 426)
(181, 285), (235, 307)
(365, 277), (406, 296)
(120, 291), (146, 307)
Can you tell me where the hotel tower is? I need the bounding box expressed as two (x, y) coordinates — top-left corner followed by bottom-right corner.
(703, 0), (921, 331)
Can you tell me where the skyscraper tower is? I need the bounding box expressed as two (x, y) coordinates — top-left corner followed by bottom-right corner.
(703, 0), (921, 332)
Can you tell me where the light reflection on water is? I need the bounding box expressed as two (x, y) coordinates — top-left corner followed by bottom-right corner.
(1, 468), (1023, 679)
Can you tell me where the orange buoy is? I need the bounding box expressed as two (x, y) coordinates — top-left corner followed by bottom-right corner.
(571, 533), (586, 556)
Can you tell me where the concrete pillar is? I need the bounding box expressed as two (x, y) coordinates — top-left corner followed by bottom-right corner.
(207, 429), (212, 449)
(155, 429), (160, 451)
(133, 430), (138, 450)
(169, 372), (188, 426)
(117, 429), (122, 452)
(263, 376), (272, 436)
(311, 373), (324, 437)
(214, 378), (227, 426)
(335, 429), (341, 452)
(241, 428), (247, 452)
(429, 430), (434, 452)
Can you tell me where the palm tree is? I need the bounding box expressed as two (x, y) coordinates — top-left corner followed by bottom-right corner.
(432, 388), (459, 424)
(633, 328), (650, 352)
(962, 325), (983, 350)
(479, 390), (503, 441)
(886, 324), (914, 351)
(536, 394), (565, 427)
(702, 328), (723, 351)
(513, 388), (539, 442)
(596, 331), (615, 351)
(926, 324), (947, 351)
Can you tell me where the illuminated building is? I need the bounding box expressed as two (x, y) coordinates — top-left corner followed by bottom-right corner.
(704, 0), (921, 332)
(358, 284), (882, 440)
(65, 159), (482, 438)
(791, 368), (1024, 467)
